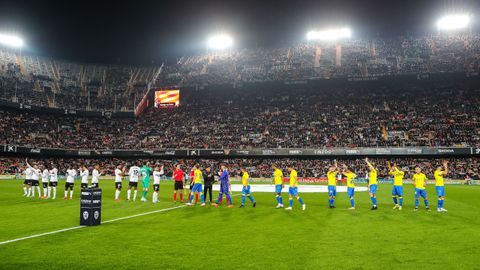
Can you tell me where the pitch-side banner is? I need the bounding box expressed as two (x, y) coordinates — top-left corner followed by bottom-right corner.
(0, 145), (477, 158)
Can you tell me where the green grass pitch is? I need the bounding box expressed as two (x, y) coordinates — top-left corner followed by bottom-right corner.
(0, 179), (479, 270)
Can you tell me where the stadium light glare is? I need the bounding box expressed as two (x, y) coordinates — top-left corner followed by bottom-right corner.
(207, 34), (233, 50)
(437, 15), (471, 31)
(0, 34), (23, 48)
(306, 27), (351, 41)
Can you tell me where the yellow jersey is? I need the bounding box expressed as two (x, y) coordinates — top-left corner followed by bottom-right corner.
(434, 170), (444, 187)
(273, 169), (283, 185)
(344, 172), (356, 188)
(194, 169), (202, 184)
(327, 171), (337, 186)
(413, 173), (427, 189)
(289, 170), (298, 187)
(390, 169), (405, 186)
(241, 172), (250, 186)
(369, 168), (377, 185)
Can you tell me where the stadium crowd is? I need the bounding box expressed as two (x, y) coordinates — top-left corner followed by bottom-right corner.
(1, 34), (480, 111)
(0, 156), (478, 180)
(0, 85), (478, 149)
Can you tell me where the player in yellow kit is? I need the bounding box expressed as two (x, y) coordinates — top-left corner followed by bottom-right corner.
(413, 167), (430, 211)
(239, 168), (256, 208)
(389, 163), (405, 210)
(434, 161), (449, 212)
(327, 162), (339, 208)
(342, 165), (357, 210)
(272, 164), (284, 209)
(365, 158), (378, 210)
(285, 166), (306, 211)
(186, 164), (205, 206)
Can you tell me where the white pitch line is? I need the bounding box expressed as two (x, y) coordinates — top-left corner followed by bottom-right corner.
(0, 194), (241, 246)
(0, 225), (85, 246)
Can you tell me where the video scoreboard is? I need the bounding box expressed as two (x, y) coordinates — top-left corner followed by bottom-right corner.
(154, 90), (180, 108)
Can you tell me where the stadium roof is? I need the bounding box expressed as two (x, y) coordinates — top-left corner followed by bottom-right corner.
(0, 0), (478, 64)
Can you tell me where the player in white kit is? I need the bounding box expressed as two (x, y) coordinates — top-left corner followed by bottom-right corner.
(114, 165), (125, 201)
(23, 166), (33, 197)
(127, 163), (141, 201)
(41, 165), (50, 198)
(152, 166), (163, 203)
(64, 168), (77, 199)
(80, 166), (89, 189)
(26, 160), (41, 198)
(91, 165), (101, 188)
(49, 166), (58, 199)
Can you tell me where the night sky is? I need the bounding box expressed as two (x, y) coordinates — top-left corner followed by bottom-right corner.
(0, 0), (477, 65)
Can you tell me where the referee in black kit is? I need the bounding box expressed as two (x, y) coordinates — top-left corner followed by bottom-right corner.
(203, 166), (215, 204)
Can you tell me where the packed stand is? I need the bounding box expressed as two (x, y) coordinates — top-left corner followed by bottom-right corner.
(0, 85), (479, 149)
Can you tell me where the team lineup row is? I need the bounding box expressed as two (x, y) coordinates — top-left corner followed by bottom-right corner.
(20, 158), (450, 212)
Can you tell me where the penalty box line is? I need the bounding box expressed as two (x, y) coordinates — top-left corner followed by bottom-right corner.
(0, 194), (241, 246)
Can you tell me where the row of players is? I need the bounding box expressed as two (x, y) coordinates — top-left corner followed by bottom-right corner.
(21, 158), (450, 212)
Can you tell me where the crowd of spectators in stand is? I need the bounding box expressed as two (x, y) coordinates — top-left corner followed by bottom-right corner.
(0, 34), (480, 111)
(0, 156), (478, 180)
(0, 85), (478, 149)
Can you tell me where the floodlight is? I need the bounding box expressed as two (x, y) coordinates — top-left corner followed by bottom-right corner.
(306, 27), (351, 41)
(437, 15), (471, 31)
(207, 34), (233, 49)
(0, 34), (23, 48)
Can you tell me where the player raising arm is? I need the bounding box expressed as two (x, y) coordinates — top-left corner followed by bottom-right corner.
(23, 164), (33, 197)
(365, 158), (378, 210)
(26, 160), (41, 198)
(413, 167), (430, 212)
(327, 161), (339, 208)
(342, 164), (357, 210)
(389, 162), (405, 210)
(434, 161), (449, 212)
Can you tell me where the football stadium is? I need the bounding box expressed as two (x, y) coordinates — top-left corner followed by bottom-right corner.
(0, 0), (479, 269)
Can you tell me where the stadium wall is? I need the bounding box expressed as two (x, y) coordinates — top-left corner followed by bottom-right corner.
(0, 99), (135, 118)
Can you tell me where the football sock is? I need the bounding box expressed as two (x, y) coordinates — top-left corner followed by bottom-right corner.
(298, 197), (305, 205)
(226, 194), (232, 205)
